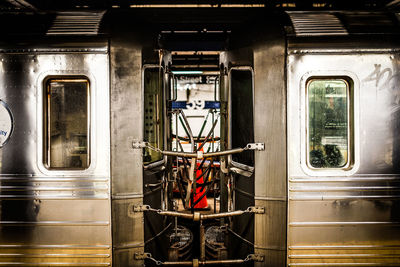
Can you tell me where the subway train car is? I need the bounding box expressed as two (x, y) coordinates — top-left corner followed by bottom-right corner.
(0, 8), (399, 266)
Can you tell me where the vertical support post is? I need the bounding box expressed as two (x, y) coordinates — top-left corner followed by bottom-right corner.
(253, 29), (287, 267)
(199, 221), (206, 262)
(219, 171), (228, 213)
(219, 61), (229, 215)
(110, 37), (145, 266)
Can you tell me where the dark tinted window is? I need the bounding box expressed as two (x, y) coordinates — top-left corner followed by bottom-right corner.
(231, 69), (254, 166)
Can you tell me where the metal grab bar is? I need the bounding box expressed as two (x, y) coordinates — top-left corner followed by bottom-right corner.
(134, 142), (264, 158)
(134, 205), (265, 221)
(162, 147), (244, 158)
(135, 252), (264, 265)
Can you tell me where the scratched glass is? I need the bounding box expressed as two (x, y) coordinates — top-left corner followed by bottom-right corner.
(45, 79), (90, 169)
(308, 79), (349, 168)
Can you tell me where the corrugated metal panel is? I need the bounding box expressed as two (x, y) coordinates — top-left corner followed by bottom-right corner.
(286, 12), (348, 36)
(47, 11), (105, 36)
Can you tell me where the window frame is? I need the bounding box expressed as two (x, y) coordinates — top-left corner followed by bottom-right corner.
(43, 76), (91, 170)
(306, 77), (351, 170)
(301, 73), (359, 175)
(228, 66), (255, 169)
(142, 65), (165, 167)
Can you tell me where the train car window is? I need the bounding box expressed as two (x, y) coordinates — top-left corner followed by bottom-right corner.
(44, 78), (90, 169)
(143, 67), (164, 164)
(307, 79), (350, 168)
(230, 69), (254, 167)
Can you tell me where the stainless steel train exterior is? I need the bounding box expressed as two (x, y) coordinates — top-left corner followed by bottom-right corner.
(286, 24), (400, 267)
(0, 9), (399, 267)
(0, 43), (112, 265)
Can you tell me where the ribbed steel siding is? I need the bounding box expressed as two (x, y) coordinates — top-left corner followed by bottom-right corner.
(47, 12), (105, 35)
(0, 186), (112, 267)
(0, 51), (111, 266)
(287, 49), (400, 266)
(287, 12), (348, 36)
(0, 245), (111, 266)
(288, 176), (400, 266)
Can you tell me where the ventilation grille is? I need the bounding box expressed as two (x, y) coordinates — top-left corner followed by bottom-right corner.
(287, 12), (348, 36)
(47, 11), (105, 36)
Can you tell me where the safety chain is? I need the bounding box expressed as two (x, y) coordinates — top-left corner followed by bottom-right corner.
(144, 142), (163, 153)
(134, 252), (264, 265)
(143, 223), (172, 246)
(133, 204), (161, 213)
(135, 252), (163, 265)
(211, 224), (256, 249)
(227, 227), (255, 248)
(134, 204), (265, 217)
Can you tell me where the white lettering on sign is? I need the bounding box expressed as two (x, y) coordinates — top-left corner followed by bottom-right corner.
(0, 100), (13, 147)
(186, 100), (205, 110)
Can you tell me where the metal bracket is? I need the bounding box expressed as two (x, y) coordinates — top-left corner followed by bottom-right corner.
(134, 252), (150, 260)
(144, 181), (163, 188)
(248, 206), (265, 214)
(133, 204), (150, 212)
(132, 141), (148, 149)
(220, 158), (229, 174)
(134, 252), (163, 265)
(245, 143), (265, 151)
(247, 254), (265, 262)
(193, 212), (201, 222)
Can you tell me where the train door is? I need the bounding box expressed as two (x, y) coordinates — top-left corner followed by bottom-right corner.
(229, 66), (255, 262)
(142, 59), (170, 263)
(218, 50), (257, 265)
